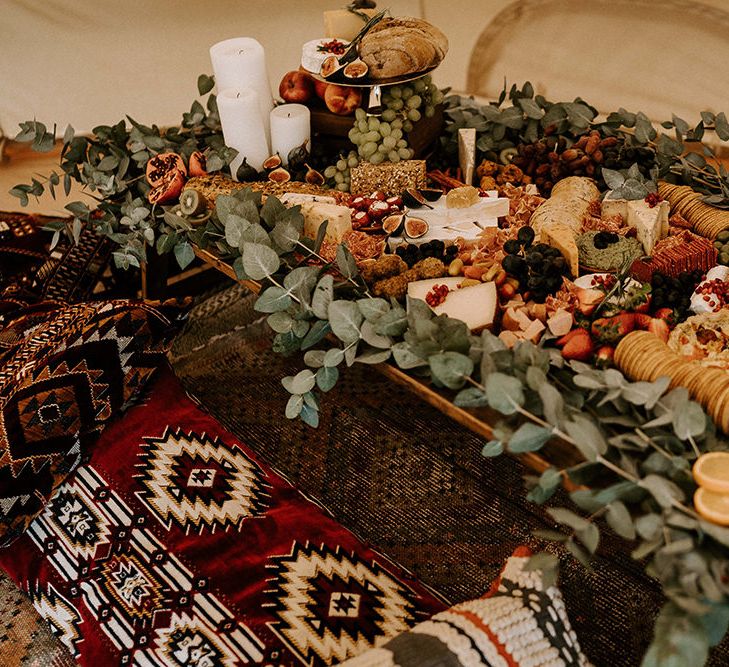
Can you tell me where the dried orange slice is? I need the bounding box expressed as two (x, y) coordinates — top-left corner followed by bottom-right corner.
(695, 487), (729, 526)
(692, 452), (729, 494)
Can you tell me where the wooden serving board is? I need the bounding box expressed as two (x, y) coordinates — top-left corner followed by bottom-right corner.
(192, 245), (582, 489)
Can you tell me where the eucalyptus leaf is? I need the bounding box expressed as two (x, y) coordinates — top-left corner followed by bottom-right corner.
(508, 423), (553, 453)
(255, 286), (292, 313)
(336, 244), (358, 280)
(391, 341), (427, 369)
(312, 274), (334, 320)
(282, 369), (316, 395)
(285, 394), (304, 419)
(606, 502), (636, 540)
(429, 352), (474, 390)
(316, 366), (339, 392)
(242, 243), (280, 280)
(485, 373), (524, 415)
(454, 387), (489, 408)
(328, 300), (363, 344)
(481, 440), (504, 457)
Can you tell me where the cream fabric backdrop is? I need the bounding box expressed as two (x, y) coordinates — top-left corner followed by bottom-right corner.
(2, 0), (728, 137)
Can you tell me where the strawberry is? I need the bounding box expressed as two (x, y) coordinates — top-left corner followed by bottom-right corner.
(595, 345), (615, 367)
(648, 317), (670, 342)
(653, 307), (675, 326)
(556, 328), (587, 347)
(561, 329), (594, 361)
(633, 313), (652, 330)
(590, 312), (635, 344)
(633, 294), (652, 314)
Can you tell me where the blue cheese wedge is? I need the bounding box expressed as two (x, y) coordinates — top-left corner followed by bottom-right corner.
(626, 199), (669, 254)
(300, 202), (352, 243)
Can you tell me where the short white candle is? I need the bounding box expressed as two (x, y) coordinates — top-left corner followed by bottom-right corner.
(210, 37), (274, 145)
(270, 104), (311, 166)
(216, 88), (270, 177)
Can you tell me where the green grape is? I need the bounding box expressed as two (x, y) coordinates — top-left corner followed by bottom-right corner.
(391, 128), (403, 140)
(407, 95), (422, 109)
(432, 89), (444, 105)
(413, 79), (426, 93)
(389, 86), (402, 99)
(388, 150), (400, 162)
(391, 119), (403, 130)
(355, 108), (367, 121)
(362, 130), (379, 143)
(398, 147), (412, 159)
(377, 143), (389, 154)
(358, 120), (368, 133)
(403, 120), (413, 132)
(381, 109), (396, 122)
(396, 138), (407, 148)
(383, 136), (397, 149)
(336, 159), (347, 171)
(348, 128), (359, 143)
(334, 172), (344, 184)
(369, 152), (385, 164)
(336, 183), (349, 192)
(367, 116), (380, 131)
(407, 108), (421, 122)
(379, 122), (391, 137)
(401, 87), (413, 100)
(424, 105), (435, 118)
(361, 141), (378, 157)
(347, 156), (359, 168)
(324, 165), (337, 178)
(389, 98), (404, 111)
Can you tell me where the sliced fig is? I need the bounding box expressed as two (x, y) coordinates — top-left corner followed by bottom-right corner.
(304, 163), (324, 186)
(268, 167), (291, 184)
(179, 188), (208, 216)
(419, 188), (444, 202)
(382, 213), (405, 236)
(321, 55), (343, 78)
(402, 188), (432, 209)
(262, 154), (283, 171)
(343, 59), (368, 79)
(404, 216), (429, 239)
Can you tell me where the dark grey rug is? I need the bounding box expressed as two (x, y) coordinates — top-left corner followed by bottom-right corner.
(170, 283), (729, 667)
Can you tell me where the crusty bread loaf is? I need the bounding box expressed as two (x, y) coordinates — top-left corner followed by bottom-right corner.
(360, 17), (448, 79)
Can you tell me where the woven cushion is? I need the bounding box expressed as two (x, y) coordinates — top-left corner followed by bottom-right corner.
(0, 300), (177, 545)
(0, 366), (445, 665)
(338, 546), (591, 666)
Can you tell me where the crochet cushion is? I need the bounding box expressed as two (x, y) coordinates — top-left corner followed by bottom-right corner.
(338, 546), (591, 667)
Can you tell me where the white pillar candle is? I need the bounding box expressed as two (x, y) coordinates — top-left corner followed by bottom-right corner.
(217, 88), (270, 177)
(270, 104), (311, 165)
(210, 37), (274, 145)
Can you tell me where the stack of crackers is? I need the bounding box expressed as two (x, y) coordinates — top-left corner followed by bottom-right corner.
(615, 330), (729, 433)
(658, 181), (729, 239)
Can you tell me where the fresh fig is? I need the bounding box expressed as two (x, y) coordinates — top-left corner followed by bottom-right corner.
(268, 167), (291, 184)
(343, 59), (368, 79)
(382, 213), (405, 236)
(236, 158), (259, 182)
(321, 55), (344, 78)
(402, 188), (432, 209)
(404, 216), (429, 239)
(262, 154), (283, 171)
(287, 141), (309, 171)
(304, 164), (325, 186)
(419, 188), (444, 202)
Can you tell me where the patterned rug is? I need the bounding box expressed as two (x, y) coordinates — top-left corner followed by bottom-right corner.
(170, 283), (729, 667)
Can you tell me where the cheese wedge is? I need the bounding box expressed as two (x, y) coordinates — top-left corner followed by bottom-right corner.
(541, 222), (579, 277)
(601, 194), (628, 220)
(407, 278), (497, 332)
(458, 128), (476, 186)
(300, 202), (352, 244)
(627, 199), (669, 254)
(323, 9), (378, 40)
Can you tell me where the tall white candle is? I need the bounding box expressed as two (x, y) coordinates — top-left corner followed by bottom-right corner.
(217, 88), (270, 177)
(270, 104), (311, 165)
(210, 37), (273, 146)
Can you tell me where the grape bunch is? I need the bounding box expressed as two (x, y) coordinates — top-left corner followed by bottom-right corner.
(323, 150), (360, 192)
(501, 226), (568, 303)
(650, 270), (704, 322)
(509, 130), (656, 195)
(395, 239), (458, 268)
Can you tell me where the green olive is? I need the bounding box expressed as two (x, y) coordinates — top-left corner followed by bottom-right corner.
(717, 230), (729, 243)
(719, 251), (729, 265)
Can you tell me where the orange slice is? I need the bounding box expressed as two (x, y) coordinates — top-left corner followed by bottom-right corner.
(695, 487), (729, 526)
(692, 452), (729, 494)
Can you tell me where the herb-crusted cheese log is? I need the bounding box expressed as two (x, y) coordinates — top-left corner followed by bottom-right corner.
(530, 177), (599, 235)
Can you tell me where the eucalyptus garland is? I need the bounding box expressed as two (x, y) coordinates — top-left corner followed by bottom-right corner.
(11, 77), (729, 665)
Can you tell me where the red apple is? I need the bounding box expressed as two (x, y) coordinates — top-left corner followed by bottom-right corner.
(313, 78), (329, 100)
(279, 71), (315, 104)
(324, 84), (362, 115)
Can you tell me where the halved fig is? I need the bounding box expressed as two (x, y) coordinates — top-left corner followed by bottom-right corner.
(321, 55), (343, 79)
(404, 216), (429, 239)
(262, 154), (283, 171)
(402, 188), (432, 209)
(146, 152), (186, 187)
(343, 59), (368, 79)
(419, 188), (444, 202)
(268, 167), (291, 184)
(382, 213), (405, 236)
(304, 164), (325, 186)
